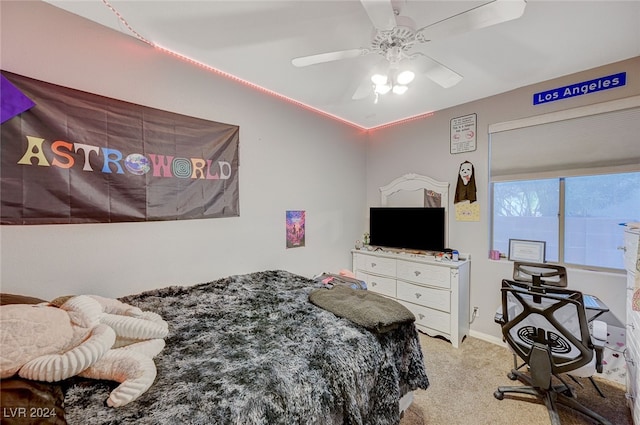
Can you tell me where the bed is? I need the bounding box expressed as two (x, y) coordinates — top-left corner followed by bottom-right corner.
(1, 270), (429, 424)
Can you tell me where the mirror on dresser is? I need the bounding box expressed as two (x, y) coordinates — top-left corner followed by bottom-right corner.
(378, 173), (450, 248)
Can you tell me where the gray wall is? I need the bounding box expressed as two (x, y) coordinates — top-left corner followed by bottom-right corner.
(366, 56), (640, 341)
(0, 1), (366, 299)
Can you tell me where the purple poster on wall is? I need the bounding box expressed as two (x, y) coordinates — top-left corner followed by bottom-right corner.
(286, 210), (305, 248)
(0, 71), (239, 224)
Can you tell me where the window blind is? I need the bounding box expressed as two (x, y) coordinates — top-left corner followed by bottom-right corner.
(489, 97), (640, 181)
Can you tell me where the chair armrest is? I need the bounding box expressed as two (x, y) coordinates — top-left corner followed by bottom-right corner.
(590, 320), (607, 373)
(593, 343), (605, 373)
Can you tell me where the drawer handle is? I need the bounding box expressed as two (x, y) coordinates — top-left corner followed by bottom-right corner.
(617, 246), (626, 252)
(628, 323), (636, 330)
(418, 314), (425, 320)
(414, 271), (421, 276)
(415, 293), (422, 299)
(371, 262), (377, 268)
(371, 281), (378, 287)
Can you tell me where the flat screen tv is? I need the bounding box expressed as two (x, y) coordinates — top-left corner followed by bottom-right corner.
(369, 207), (445, 252)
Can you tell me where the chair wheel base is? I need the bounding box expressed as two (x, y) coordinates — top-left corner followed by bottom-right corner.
(494, 390), (504, 400)
(507, 372), (518, 380)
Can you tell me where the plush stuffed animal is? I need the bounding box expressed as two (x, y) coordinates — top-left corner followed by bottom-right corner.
(0, 295), (168, 407)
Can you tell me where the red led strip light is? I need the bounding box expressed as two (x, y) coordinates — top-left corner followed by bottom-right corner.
(154, 45), (367, 131)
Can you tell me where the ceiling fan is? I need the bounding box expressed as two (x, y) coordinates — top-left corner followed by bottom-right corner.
(291, 0), (527, 101)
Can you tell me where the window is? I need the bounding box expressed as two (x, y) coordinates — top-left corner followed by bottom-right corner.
(489, 99), (640, 270)
(492, 172), (640, 269)
(493, 179), (559, 262)
(564, 173), (640, 268)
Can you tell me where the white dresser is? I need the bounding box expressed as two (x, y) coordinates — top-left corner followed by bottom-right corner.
(623, 226), (640, 424)
(352, 249), (470, 348)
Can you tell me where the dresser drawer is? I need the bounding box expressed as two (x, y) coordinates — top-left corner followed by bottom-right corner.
(396, 260), (450, 289)
(355, 254), (396, 276)
(628, 287), (639, 328)
(625, 339), (638, 406)
(398, 300), (450, 334)
(628, 270), (636, 290)
(631, 310), (640, 344)
(624, 230), (639, 272)
(397, 281), (450, 313)
(355, 271), (396, 298)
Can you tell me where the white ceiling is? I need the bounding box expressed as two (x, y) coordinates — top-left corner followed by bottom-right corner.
(44, 0), (640, 130)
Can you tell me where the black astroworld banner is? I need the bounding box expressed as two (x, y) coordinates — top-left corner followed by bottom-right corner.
(0, 71), (239, 225)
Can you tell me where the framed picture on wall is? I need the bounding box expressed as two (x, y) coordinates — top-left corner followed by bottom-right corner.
(286, 210), (305, 248)
(450, 113), (477, 154)
(508, 239), (546, 263)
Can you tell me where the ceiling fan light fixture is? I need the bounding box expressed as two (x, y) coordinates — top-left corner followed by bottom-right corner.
(392, 85), (408, 95)
(375, 83), (392, 95)
(371, 73), (388, 85)
(396, 70), (415, 85)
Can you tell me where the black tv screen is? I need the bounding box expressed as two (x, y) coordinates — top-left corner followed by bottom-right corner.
(369, 207), (445, 252)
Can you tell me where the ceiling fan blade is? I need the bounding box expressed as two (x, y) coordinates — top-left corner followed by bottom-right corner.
(411, 53), (463, 88)
(360, 0), (397, 30)
(351, 76), (374, 100)
(292, 48), (369, 67)
(417, 0), (526, 41)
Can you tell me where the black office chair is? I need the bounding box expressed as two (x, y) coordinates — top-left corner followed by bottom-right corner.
(494, 279), (611, 425)
(512, 261), (568, 288)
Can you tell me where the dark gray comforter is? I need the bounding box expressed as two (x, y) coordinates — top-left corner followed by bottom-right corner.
(63, 270), (429, 425)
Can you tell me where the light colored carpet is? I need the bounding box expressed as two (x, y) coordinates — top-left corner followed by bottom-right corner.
(400, 334), (632, 425)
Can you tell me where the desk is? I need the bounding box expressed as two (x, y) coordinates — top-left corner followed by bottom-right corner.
(583, 294), (609, 322)
(494, 293), (609, 325)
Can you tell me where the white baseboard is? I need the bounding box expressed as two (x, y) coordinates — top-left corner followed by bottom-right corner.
(468, 329), (506, 347)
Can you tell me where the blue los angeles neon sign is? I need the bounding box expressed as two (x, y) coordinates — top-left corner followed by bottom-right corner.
(533, 72), (626, 105)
